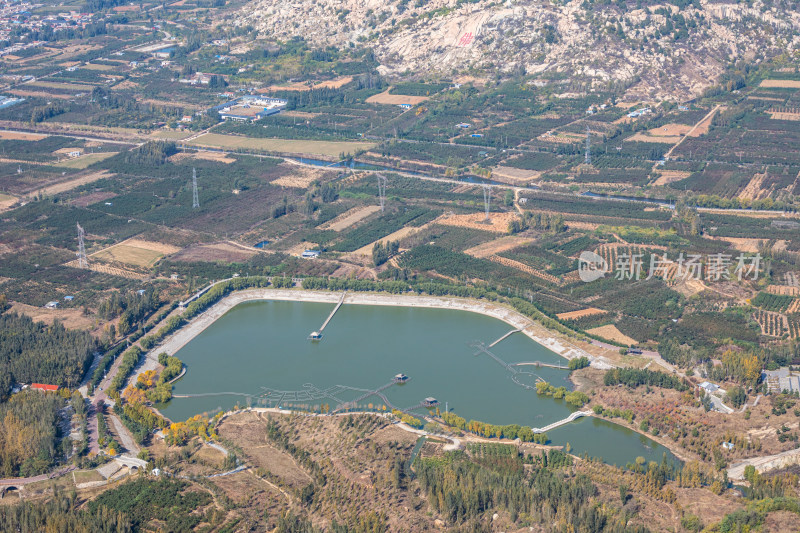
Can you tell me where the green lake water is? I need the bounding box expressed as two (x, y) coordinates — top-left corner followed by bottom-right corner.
(161, 300), (677, 467)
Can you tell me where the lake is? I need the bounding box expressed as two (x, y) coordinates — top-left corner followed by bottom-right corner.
(161, 299), (677, 467)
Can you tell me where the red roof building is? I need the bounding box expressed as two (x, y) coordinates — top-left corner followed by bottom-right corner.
(31, 383), (59, 392)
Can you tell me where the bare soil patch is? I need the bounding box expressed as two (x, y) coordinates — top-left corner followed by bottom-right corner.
(271, 165), (333, 188)
(652, 170), (691, 186)
(464, 235), (534, 258)
(190, 133), (375, 158)
(112, 80), (139, 90)
(566, 220), (601, 231)
(738, 172), (771, 201)
(760, 79), (800, 88)
(488, 255), (561, 284)
(169, 151), (235, 164)
(0, 130), (47, 140)
(491, 166), (541, 185)
(81, 63), (114, 71)
(768, 111), (800, 121)
(687, 106), (721, 137)
(318, 205), (381, 232)
(711, 236), (767, 253)
(0, 193), (16, 212)
(281, 111), (321, 119)
(91, 245), (164, 268)
(626, 132), (681, 144)
(556, 308), (607, 320)
(91, 239), (180, 268)
(28, 170), (114, 198)
(672, 278), (707, 298)
(766, 285), (800, 296)
(171, 242), (256, 263)
(263, 76), (353, 93)
(648, 123), (693, 136)
(586, 324), (637, 346)
(352, 224), (430, 257)
(313, 76), (353, 89)
(71, 191), (117, 207)
(9, 301), (95, 330)
(57, 152), (117, 170)
(366, 89), (428, 106)
(9, 89), (73, 100)
(29, 80), (95, 91)
(438, 211), (517, 234)
(151, 130), (192, 140)
(218, 414), (316, 490)
(141, 98), (203, 110)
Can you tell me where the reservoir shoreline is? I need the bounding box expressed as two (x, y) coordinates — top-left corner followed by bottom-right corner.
(151, 288), (617, 369)
(143, 289), (685, 464)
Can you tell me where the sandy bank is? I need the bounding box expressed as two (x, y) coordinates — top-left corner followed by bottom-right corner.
(152, 289), (615, 368)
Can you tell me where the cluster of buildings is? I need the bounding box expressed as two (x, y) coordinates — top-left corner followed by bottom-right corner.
(211, 95), (288, 122)
(179, 72), (226, 86)
(627, 107), (653, 118)
(0, 39), (44, 57)
(0, 95), (23, 110)
(10, 382), (59, 395)
(0, 3), (94, 43)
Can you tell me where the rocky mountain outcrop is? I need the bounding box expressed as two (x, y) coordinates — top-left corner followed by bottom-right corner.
(236, 0), (800, 100)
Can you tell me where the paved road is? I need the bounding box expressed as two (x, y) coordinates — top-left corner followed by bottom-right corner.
(0, 466), (76, 486)
(110, 414), (140, 455)
(590, 340), (681, 374)
(87, 402), (101, 455)
(706, 392), (734, 414)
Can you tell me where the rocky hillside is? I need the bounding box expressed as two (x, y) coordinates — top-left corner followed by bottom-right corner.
(235, 0), (800, 100)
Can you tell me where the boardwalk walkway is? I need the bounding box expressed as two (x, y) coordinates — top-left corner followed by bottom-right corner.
(489, 328), (520, 347)
(515, 361), (570, 370)
(533, 411), (592, 434)
(311, 292), (346, 338)
(319, 292), (346, 333)
(472, 342), (518, 374)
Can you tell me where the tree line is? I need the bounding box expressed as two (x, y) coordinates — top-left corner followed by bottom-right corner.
(415, 449), (646, 531)
(603, 368), (689, 391)
(0, 390), (65, 477)
(0, 312), (97, 395)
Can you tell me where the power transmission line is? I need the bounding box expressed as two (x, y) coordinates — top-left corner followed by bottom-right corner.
(76, 223), (88, 269)
(376, 173), (387, 213)
(585, 125), (591, 165)
(482, 184), (492, 222)
(192, 167), (199, 209)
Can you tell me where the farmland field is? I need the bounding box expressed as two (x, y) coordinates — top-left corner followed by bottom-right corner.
(366, 89), (429, 105)
(56, 152), (117, 169)
(188, 133), (375, 157)
(0, 192), (16, 211)
(586, 324), (638, 345)
(152, 130), (194, 140)
(90, 239), (180, 268)
(318, 205), (381, 231)
(29, 80), (96, 91)
(760, 79), (800, 88)
(0, 131), (47, 140)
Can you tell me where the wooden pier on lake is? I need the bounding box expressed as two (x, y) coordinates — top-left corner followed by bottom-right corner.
(309, 292), (346, 340)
